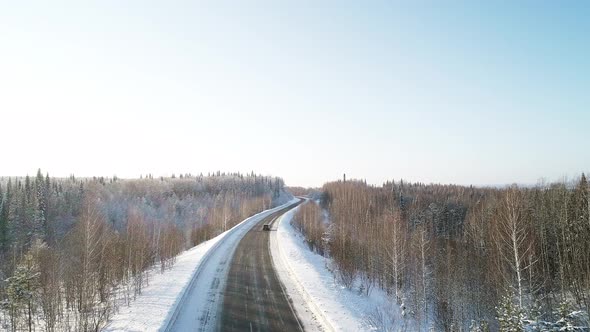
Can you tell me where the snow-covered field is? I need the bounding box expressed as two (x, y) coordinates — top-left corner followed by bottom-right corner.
(271, 205), (402, 332)
(103, 199), (299, 332)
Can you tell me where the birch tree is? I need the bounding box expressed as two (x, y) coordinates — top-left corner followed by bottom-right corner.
(384, 210), (406, 302)
(493, 186), (535, 309)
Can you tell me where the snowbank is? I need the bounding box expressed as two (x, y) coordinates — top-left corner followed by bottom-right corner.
(271, 205), (399, 332)
(103, 199), (299, 332)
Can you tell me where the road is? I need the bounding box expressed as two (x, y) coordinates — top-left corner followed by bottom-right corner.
(165, 200), (303, 332)
(218, 200), (303, 332)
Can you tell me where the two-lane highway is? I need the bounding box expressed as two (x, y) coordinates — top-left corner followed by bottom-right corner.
(166, 200), (303, 332)
(218, 201), (303, 331)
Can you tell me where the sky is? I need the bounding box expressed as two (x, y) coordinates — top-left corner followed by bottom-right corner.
(0, 1), (588, 187)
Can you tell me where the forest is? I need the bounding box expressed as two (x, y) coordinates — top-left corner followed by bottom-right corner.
(0, 170), (285, 331)
(292, 175), (590, 331)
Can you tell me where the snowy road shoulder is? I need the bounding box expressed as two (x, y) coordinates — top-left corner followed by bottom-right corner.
(103, 237), (219, 332)
(269, 207), (328, 332)
(103, 199), (299, 332)
(271, 205), (395, 332)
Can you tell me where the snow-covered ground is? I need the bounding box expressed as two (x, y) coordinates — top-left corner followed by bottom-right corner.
(103, 198), (299, 332)
(271, 205), (403, 332)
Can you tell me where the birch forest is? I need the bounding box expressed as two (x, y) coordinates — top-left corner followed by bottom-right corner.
(292, 174), (590, 331)
(0, 170), (285, 331)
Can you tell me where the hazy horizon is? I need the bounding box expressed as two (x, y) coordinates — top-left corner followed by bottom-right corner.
(1, 169), (586, 190)
(2, 1), (588, 187)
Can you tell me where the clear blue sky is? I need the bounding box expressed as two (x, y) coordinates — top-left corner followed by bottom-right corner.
(1, 1), (588, 187)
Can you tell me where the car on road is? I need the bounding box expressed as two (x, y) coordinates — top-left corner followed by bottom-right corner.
(262, 224), (271, 231)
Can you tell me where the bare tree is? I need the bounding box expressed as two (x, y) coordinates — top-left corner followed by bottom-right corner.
(493, 186), (535, 308)
(383, 210), (406, 302)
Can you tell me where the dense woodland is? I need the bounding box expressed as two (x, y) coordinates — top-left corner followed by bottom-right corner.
(292, 175), (590, 331)
(0, 170), (285, 332)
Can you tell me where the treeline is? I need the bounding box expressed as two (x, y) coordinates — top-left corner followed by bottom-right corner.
(291, 201), (326, 256)
(285, 186), (320, 197)
(293, 175), (589, 331)
(0, 170), (285, 331)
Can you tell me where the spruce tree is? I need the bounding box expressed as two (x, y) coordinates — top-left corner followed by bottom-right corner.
(5, 247), (40, 331)
(496, 294), (525, 332)
(0, 183), (7, 250)
(2, 179), (12, 249)
(35, 169), (47, 240)
(44, 173), (52, 243)
(25, 175), (32, 204)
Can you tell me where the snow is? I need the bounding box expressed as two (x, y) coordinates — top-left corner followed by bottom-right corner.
(103, 198), (299, 332)
(271, 204), (402, 332)
(103, 238), (219, 332)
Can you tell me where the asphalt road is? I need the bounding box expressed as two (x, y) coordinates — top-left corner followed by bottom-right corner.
(217, 200), (303, 332)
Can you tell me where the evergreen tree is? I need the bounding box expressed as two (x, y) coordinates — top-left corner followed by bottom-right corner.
(5, 246), (40, 331)
(25, 175), (32, 205)
(1, 179), (13, 250)
(35, 169), (47, 240)
(496, 294), (525, 332)
(0, 182), (7, 250)
(44, 173), (53, 243)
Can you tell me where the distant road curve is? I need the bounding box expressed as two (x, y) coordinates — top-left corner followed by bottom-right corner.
(166, 199), (303, 332)
(218, 200), (303, 331)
